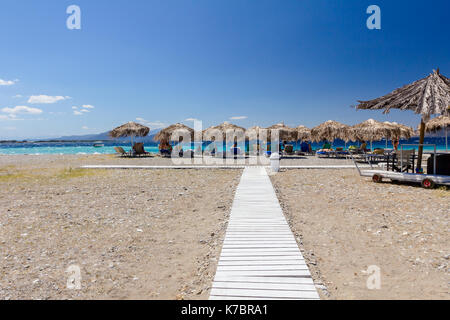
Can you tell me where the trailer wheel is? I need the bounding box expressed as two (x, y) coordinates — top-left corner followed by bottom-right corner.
(372, 174), (382, 183)
(421, 178), (435, 189)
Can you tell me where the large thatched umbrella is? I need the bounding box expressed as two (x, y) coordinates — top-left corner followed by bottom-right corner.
(351, 119), (401, 150)
(153, 123), (194, 143)
(203, 121), (246, 142)
(311, 120), (352, 143)
(296, 125), (311, 141)
(424, 115), (450, 151)
(266, 123), (297, 142)
(109, 121), (150, 146)
(355, 69), (450, 170)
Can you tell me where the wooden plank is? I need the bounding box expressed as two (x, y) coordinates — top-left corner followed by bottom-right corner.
(210, 288), (319, 299)
(214, 270), (312, 277)
(218, 259), (306, 266)
(212, 281), (317, 291)
(219, 256), (304, 261)
(212, 276), (315, 285)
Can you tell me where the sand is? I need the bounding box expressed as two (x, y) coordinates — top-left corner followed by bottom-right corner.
(270, 169), (449, 300)
(0, 155), (242, 300)
(1, 153), (448, 300)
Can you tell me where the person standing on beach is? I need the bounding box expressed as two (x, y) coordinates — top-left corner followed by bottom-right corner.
(392, 138), (399, 151)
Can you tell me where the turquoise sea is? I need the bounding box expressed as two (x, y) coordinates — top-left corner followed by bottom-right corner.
(0, 137), (448, 155)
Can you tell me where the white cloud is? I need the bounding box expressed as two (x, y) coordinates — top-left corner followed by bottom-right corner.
(0, 79), (18, 86)
(1, 106), (43, 115)
(80, 109), (90, 113)
(185, 118), (200, 122)
(230, 116), (248, 120)
(135, 117), (166, 129)
(82, 104), (94, 109)
(72, 106), (78, 109)
(12, 94), (22, 98)
(82, 126), (89, 130)
(146, 121), (167, 129)
(73, 110), (83, 116)
(28, 95), (69, 104)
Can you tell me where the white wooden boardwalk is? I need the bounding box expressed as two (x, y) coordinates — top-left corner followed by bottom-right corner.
(210, 167), (319, 300)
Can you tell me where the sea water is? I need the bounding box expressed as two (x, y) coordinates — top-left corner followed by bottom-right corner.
(0, 137), (448, 155)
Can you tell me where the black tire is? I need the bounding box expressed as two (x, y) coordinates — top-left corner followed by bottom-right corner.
(372, 174), (382, 183)
(421, 178), (435, 189)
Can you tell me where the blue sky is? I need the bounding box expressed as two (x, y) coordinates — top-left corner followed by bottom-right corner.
(0, 0), (448, 139)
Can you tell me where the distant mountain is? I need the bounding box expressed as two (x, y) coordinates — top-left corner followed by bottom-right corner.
(40, 129), (160, 142)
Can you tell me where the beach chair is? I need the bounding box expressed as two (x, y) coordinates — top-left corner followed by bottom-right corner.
(114, 146), (132, 157)
(133, 143), (151, 157)
(390, 149), (415, 173)
(181, 149), (194, 158)
(159, 149), (172, 157)
(283, 144), (294, 155)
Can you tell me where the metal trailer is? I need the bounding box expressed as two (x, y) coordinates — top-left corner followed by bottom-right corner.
(352, 144), (450, 189)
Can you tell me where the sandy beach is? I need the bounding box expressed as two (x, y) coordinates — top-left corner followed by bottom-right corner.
(1, 154), (449, 300)
(0, 155), (241, 299)
(270, 169), (449, 300)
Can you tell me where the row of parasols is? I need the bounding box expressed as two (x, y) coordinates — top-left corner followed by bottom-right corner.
(109, 116), (449, 147)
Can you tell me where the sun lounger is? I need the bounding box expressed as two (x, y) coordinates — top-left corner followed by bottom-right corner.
(114, 146), (132, 157)
(159, 149), (172, 157)
(133, 143), (152, 157)
(283, 144), (294, 155)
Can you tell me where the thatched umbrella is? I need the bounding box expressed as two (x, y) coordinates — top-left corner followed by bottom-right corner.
(355, 69), (450, 170)
(351, 119), (401, 150)
(244, 126), (263, 153)
(109, 121), (150, 146)
(296, 125), (311, 141)
(381, 121), (414, 148)
(203, 121), (246, 142)
(424, 115), (450, 151)
(311, 120), (352, 144)
(245, 126), (263, 140)
(266, 123), (297, 142)
(388, 122), (414, 139)
(153, 123), (194, 143)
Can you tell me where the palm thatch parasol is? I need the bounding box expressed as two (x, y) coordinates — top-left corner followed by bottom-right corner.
(203, 121), (246, 142)
(424, 115), (450, 151)
(355, 69), (450, 170)
(266, 123), (297, 141)
(388, 122), (414, 139)
(245, 126), (263, 140)
(295, 125), (311, 141)
(351, 119), (401, 150)
(311, 120), (352, 143)
(109, 121), (150, 146)
(153, 123), (194, 143)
